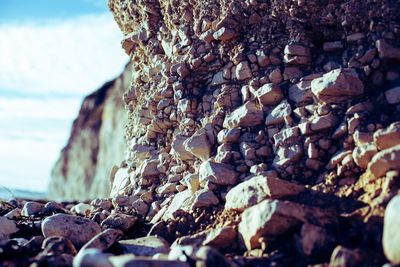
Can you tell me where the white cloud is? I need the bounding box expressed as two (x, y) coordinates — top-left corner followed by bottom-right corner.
(0, 13), (128, 95)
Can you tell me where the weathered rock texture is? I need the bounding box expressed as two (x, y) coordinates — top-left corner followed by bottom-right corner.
(48, 65), (131, 200)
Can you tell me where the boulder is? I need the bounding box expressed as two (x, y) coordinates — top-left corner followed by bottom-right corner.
(199, 160), (238, 185)
(192, 189), (220, 208)
(374, 122), (400, 150)
(367, 144), (400, 178)
(265, 100), (292, 126)
(225, 175), (305, 211)
(352, 143), (378, 169)
(254, 84), (284, 106)
(383, 195), (400, 264)
(311, 68), (364, 104)
(184, 129), (212, 161)
(223, 101), (264, 128)
(42, 214), (101, 247)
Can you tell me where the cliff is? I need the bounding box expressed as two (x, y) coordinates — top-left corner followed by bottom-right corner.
(48, 64), (131, 200)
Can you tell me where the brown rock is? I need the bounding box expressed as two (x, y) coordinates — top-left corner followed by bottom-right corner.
(184, 128), (212, 161)
(254, 83), (284, 106)
(213, 27), (238, 42)
(367, 144), (400, 178)
(199, 160), (238, 185)
(265, 100), (292, 126)
(235, 61), (252, 80)
(223, 101), (264, 128)
(374, 122), (400, 150)
(352, 143), (378, 169)
(376, 39), (400, 60)
(117, 236), (170, 256)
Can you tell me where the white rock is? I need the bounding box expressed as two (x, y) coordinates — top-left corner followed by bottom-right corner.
(383, 195), (400, 264)
(72, 203), (92, 216)
(192, 189), (219, 208)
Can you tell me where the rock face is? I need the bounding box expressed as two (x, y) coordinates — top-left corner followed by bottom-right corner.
(48, 64), (131, 200)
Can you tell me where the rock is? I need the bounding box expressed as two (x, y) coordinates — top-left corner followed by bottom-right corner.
(184, 129), (212, 161)
(110, 167), (130, 198)
(162, 190), (194, 220)
(235, 61), (252, 80)
(194, 246), (230, 267)
(225, 175), (305, 211)
(288, 80), (313, 105)
(21, 201), (45, 217)
(273, 144), (303, 168)
(80, 228), (123, 251)
(91, 198), (113, 210)
(376, 39), (400, 60)
(202, 227), (237, 248)
(0, 216), (18, 240)
(265, 100), (292, 126)
(300, 223), (334, 257)
(212, 27), (238, 42)
(238, 199), (333, 249)
(73, 248), (113, 267)
(72, 203), (92, 216)
(42, 214), (101, 247)
(132, 199), (149, 217)
(329, 246), (362, 267)
(4, 208), (21, 220)
(385, 87), (400, 104)
(171, 135), (195, 161)
(383, 195), (400, 264)
(109, 255), (189, 267)
(374, 122), (400, 150)
(352, 143), (378, 169)
(139, 159), (160, 177)
(268, 68), (282, 84)
(284, 44), (311, 57)
(199, 160), (238, 185)
(310, 113), (338, 132)
(217, 128), (241, 143)
(323, 41), (343, 52)
(254, 83), (284, 106)
(101, 213), (137, 232)
(223, 101), (264, 128)
(192, 189), (219, 208)
(42, 236), (77, 255)
(311, 68), (364, 104)
(367, 144), (400, 178)
(117, 236), (170, 256)
(182, 174), (200, 193)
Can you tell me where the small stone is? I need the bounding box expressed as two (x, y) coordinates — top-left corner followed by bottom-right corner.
(235, 61), (252, 80)
(117, 236), (170, 256)
(385, 87), (400, 104)
(300, 223), (334, 257)
(212, 27), (238, 42)
(374, 122), (400, 150)
(383, 195), (400, 264)
(225, 175), (305, 211)
(101, 213), (136, 232)
(80, 228), (123, 252)
(265, 100), (292, 126)
(4, 208), (21, 220)
(254, 83), (284, 106)
(140, 159), (160, 177)
(192, 189), (219, 208)
(42, 214), (101, 247)
(21, 201), (45, 217)
(199, 160), (238, 185)
(223, 101), (264, 128)
(162, 190), (194, 221)
(288, 80), (313, 105)
(132, 199), (149, 217)
(217, 128), (241, 143)
(323, 41), (343, 52)
(110, 167), (130, 197)
(0, 216), (18, 240)
(268, 68), (282, 84)
(311, 68), (364, 104)
(72, 203), (92, 216)
(73, 248), (113, 267)
(284, 44), (311, 57)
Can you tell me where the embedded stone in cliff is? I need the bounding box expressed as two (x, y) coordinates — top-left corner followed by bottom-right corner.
(0, 217), (18, 240)
(310, 113), (338, 132)
(217, 128), (241, 144)
(162, 190), (194, 221)
(42, 214), (101, 247)
(288, 80), (313, 105)
(192, 189), (220, 208)
(139, 159), (160, 177)
(374, 122), (400, 150)
(367, 144), (400, 178)
(225, 175), (305, 211)
(199, 160), (238, 185)
(117, 236), (170, 256)
(265, 100), (292, 126)
(311, 68), (364, 104)
(254, 83), (284, 106)
(235, 61), (252, 80)
(223, 101), (264, 129)
(284, 44), (311, 65)
(376, 39), (400, 60)
(213, 27), (238, 42)
(383, 195), (400, 264)
(110, 167), (130, 198)
(184, 128), (212, 161)
(171, 134), (195, 161)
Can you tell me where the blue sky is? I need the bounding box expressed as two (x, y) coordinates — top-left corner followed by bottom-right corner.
(0, 0), (128, 192)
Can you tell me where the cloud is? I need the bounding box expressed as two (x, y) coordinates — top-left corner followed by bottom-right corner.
(0, 13), (128, 96)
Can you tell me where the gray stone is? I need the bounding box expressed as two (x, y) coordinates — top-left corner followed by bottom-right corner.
(0, 216), (18, 240)
(254, 83), (284, 106)
(199, 160), (238, 185)
(223, 101), (264, 128)
(73, 248), (112, 267)
(80, 228), (123, 251)
(117, 236), (170, 256)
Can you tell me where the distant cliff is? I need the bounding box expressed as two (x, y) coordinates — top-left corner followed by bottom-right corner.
(48, 64), (131, 200)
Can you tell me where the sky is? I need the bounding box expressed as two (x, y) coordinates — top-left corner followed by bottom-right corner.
(0, 0), (128, 192)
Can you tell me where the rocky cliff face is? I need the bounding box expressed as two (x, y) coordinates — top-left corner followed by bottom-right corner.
(48, 64), (131, 201)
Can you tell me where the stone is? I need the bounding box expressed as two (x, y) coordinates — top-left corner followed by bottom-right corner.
(352, 143), (378, 169)
(184, 129), (212, 161)
(238, 199), (333, 249)
(329, 246), (362, 267)
(21, 201), (45, 217)
(212, 27), (238, 41)
(225, 175), (305, 211)
(101, 213), (137, 232)
(374, 122), (400, 150)
(162, 190), (194, 220)
(139, 159), (160, 177)
(132, 199), (150, 217)
(182, 174), (200, 193)
(265, 100), (292, 126)
(202, 226), (237, 248)
(268, 68), (282, 84)
(109, 255), (189, 267)
(367, 145), (400, 178)
(254, 83), (284, 106)
(376, 39), (400, 60)
(42, 214), (101, 247)
(217, 128), (241, 143)
(288, 80), (313, 105)
(300, 223), (334, 257)
(0, 216), (18, 240)
(223, 101), (264, 128)
(284, 44), (311, 57)
(235, 61), (252, 80)
(80, 228), (123, 252)
(310, 113), (337, 132)
(192, 189), (219, 208)
(199, 160), (238, 185)
(117, 236), (170, 256)
(323, 41), (343, 52)
(383, 195), (400, 264)
(4, 208), (21, 220)
(273, 145), (303, 168)
(110, 167), (130, 198)
(171, 135), (195, 161)
(72, 203), (92, 216)
(311, 68), (364, 104)
(73, 248), (113, 267)
(91, 198), (113, 210)
(385, 87), (400, 104)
